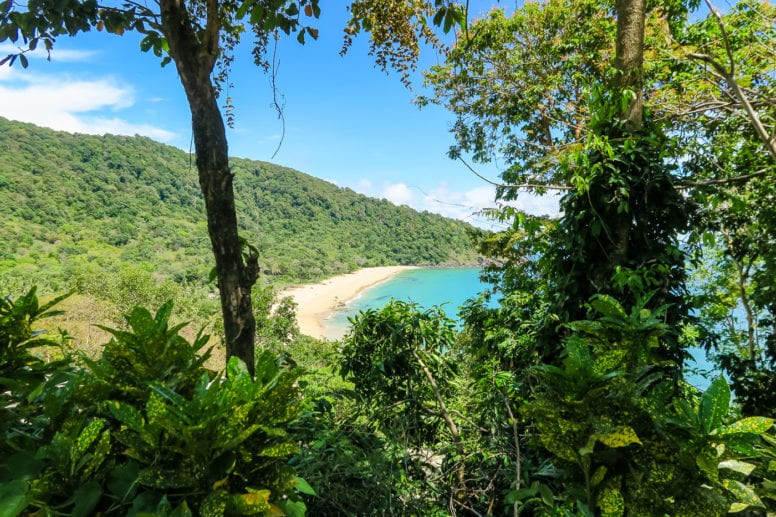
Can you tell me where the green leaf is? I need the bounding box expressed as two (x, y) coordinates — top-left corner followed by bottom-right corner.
(170, 501), (192, 517)
(235, 0), (252, 20)
(589, 295), (626, 320)
(107, 462), (140, 499)
(591, 466), (607, 487)
(695, 446), (718, 482)
(72, 481), (102, 517)
(719, 417), (773, 436)
(538, 483), (554, 507)
(700, 376), (730, 434)
(505, 488), (537, 504)
(595, 426), (642, 448)
(278, 499), (306, 517)
(294, 476), (317, 496)
(722, 479), (765, 509)
(154, 300), (174, 329)
(0, 479), (29, 517)
(719, 460), (756, 476)
(433, 8), (445, 27)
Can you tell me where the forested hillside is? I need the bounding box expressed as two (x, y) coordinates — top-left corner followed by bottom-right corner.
(0, 117), (479, 292)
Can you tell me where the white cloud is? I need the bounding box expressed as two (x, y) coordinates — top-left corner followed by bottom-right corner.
(0, 68), (175, 141)
(381, 182), (414, 205)
(0, 45), (99, 63)
(347, 177), (559, 229)
(503, 191), (562, 218)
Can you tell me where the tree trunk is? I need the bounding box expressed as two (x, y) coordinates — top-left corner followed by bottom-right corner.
(159, 0), (257, 376)
(614, 0), (646, 130)
(607, 0), (646, 268)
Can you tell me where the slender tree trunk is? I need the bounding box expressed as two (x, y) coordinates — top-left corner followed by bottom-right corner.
(159, 0), (257, 376)
(723, 230), (758, 365)
(411, 350), (466, 492)
(614, 0), (646, 130)
(605, 0), (646, 269)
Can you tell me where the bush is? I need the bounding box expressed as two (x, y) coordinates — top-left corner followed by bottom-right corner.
(0, 290), (311, 516)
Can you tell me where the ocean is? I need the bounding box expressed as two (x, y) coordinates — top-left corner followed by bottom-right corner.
(323, 267), (715, 389)
(323, 267), (490, 340)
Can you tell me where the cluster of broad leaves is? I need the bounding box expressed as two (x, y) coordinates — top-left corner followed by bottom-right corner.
(0, 288), (313, 516)
(325, 294), (776, 515)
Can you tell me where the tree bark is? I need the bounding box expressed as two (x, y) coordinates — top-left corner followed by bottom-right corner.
(614, 0), (646, 130)
(606, 0), (646, 269)
(159, 0), (257, 376)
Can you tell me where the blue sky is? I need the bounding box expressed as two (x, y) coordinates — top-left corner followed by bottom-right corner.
(0, 4), (559, 228)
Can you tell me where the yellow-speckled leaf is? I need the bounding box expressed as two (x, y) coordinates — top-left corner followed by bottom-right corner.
(259, 442), (298, 458)
(598, 485), (625, 517)
(238, 489), (271, 512)
(267, 504), (286, 516)
(723, 479), (765, 509)
(107, 400), (144, 432)
(536, 418), (579, 462)
(719, 417), (774, 436)
(696, 446), (718, 482)
(73, 418), (106, 458)
(596, 426), (642, 448)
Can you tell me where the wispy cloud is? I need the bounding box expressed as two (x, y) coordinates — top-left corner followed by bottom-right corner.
(0, 45), (100, 63)
(351, 178), (560, 229)
(0, 67), (175, 141)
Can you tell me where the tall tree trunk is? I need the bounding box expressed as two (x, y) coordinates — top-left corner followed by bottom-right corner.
(614, 0), (646, 130)
(607, 0), (646, 268)
(160, 0), (257, 376)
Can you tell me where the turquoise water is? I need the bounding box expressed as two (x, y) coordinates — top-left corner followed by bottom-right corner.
(322, 266), (715, 389)
(323, 267), (490, 339)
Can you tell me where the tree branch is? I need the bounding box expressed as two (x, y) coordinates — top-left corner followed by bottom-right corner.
(686, 1), (776, 160)
(411, 349), (465, 487)
(678, 168), (769, 188)
(704, 0), (735, 77)
(202, 0), (220, 72)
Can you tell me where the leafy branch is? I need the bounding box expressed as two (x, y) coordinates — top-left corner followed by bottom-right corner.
(686, 0), (776, 159)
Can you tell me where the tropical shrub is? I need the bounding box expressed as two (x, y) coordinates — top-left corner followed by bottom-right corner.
(523, 295), (774, 515)
(0, 292), (311, 516)
(338, 300), (466, 514)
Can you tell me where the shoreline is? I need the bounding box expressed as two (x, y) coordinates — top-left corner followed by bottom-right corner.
(277, 266), (418, 339)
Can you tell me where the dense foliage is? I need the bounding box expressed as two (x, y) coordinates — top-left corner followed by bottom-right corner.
(0, 116), (479, 293)
(2, 0), (776, 515)
(0, 289), (312, 515)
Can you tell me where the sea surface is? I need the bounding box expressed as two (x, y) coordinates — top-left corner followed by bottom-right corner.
(323, 267), (715, 390)
(323, 267), (490, 340)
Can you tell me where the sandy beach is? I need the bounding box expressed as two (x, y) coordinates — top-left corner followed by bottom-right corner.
(277, 266), (417, 339)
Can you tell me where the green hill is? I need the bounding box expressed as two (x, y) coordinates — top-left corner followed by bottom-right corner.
(0, 117), (480, 297)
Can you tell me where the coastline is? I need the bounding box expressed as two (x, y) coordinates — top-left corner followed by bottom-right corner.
(277, 265), (418, 339)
